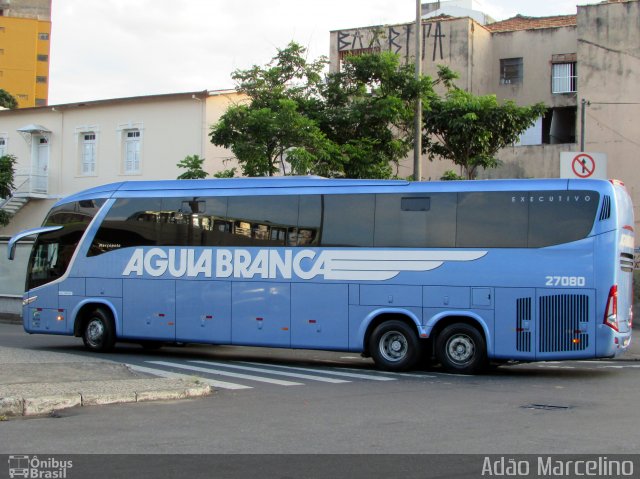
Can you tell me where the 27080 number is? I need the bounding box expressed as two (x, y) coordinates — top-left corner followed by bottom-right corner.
(545, 276), (586, 287)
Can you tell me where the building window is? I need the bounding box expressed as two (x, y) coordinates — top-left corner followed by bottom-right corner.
(500, 58), (523, 85)
(552, 62), (577, 94)
(124, 130), (141, 174)
(35, 98), (46, 106)
(0, 137), (7, 156)
(36, 76), (47, 84)
(81, 133), (97, 175)
(37, 54), (48, 62)
(38, 32), (49, 41)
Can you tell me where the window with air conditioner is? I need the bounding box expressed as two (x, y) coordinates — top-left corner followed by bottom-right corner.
(500, 58), (523, 85)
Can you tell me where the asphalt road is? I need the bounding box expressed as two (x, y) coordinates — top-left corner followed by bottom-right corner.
(1, 323), (639, 457)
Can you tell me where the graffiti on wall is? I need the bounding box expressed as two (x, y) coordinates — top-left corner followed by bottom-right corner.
(337, 21), (447, 63)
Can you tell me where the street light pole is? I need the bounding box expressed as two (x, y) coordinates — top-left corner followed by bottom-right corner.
(413, 0), (423, 181)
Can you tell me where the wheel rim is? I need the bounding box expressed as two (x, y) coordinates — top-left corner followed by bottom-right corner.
(446, 333), (475, 365)
(378, 330), (408, 362)
(86, 318), (105, 348)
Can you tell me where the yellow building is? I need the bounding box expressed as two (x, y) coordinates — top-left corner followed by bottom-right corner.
(0, 0), (51, 108)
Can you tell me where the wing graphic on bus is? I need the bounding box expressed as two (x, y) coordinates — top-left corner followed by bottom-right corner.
(319, 250), (488, 281)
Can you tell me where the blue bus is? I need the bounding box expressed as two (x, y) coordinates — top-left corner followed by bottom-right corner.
(7, 177), (635, 373)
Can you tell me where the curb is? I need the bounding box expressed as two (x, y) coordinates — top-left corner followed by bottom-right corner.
(0, 381), (212, 418)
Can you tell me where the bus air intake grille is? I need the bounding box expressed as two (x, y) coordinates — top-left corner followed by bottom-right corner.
(620, 253), (634, 273)
(539, 294), (589, 352)
(599, 195), (611, 221)
(516, 297), (532, 352)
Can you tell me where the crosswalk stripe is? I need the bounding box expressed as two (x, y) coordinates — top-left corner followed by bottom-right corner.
(147, 360), (303, 386)
(239, 361), (397, 381)
(127, 363), (252, 390)
(189, 360), (349, 384)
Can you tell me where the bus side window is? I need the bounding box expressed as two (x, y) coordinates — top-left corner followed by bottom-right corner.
(321, 194), (375, 247)
(374, 193), (456, 248)
(227, 196), (299, 247)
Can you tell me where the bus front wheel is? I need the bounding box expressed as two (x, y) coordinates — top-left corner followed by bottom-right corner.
(82, 308), (116, 353)
(435, 323), (487, 374)
(369, 320), (420, 371)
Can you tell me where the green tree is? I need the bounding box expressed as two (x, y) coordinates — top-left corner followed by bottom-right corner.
(0, 154), (17, 226)
(210, 42), (330, 177)
(210, 42), (431, 179)
(0, 89), (18, 110)
(314, 51), (431, 178)
(176, 154), (208, 179)
(422, 66), (546, 179)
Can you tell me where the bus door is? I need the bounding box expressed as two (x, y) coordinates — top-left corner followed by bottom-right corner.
(23, 229), (66, 333)
(122, 279), (176, 341)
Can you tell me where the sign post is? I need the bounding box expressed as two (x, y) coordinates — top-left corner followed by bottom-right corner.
(560, 152), (607, 180)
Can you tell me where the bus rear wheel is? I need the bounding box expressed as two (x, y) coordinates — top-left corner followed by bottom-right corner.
(369, 320), (420, 371)
(435, 323), (487, 374)
(82, 308), (116, 353)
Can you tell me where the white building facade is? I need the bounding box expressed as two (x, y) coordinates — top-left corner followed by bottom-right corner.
(0, 89), (243, 313)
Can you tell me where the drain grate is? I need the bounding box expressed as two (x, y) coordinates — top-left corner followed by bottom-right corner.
(521, 403), (572, 411)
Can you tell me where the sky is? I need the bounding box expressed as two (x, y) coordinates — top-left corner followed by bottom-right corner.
(48, 0), (593, 105)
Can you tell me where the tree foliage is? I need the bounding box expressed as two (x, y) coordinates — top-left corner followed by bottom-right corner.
(0, 154), (17, 226)
(0, 89), (18, 110)
(176, 154), (208, 179)
(422, 66), (546, 179)
(211, 43), (546, 180)
(210, 42), (330, 177)
(210, 42), (430, 178)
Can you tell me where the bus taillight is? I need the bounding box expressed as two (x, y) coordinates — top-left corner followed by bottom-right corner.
(604, 285), (619, 331)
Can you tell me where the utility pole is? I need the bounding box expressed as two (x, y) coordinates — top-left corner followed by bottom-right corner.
(580, 98), (589, 151)
(413, 0), (423, 181)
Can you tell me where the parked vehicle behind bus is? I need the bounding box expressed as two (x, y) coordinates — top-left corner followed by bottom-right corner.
(8, 177), (635, 373)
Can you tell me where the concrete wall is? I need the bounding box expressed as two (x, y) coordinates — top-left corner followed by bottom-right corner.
(578, 0), (640, 225)
(490, 26), (577, 107)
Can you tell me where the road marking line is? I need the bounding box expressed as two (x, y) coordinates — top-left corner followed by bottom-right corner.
(238, 361), (397, 381)
(147, 361), (302, 386)
(127, 363), (252, 390)
(189, 360), (349, 384)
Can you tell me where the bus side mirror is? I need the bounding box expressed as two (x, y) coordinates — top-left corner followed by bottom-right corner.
(7, 226), (63, 260)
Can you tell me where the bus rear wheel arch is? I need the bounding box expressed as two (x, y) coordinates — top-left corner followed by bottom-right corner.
(435, 322), (487, 374)
(368, 319), (420, 371)
(81, 307), (116, 353)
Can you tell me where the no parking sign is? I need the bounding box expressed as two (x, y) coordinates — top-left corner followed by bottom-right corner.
(560, 152), (607, 179)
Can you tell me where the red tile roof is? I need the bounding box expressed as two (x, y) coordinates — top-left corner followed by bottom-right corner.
(485, 14), (577, 33)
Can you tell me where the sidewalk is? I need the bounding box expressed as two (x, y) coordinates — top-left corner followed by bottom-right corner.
(0, 343), (212, 418)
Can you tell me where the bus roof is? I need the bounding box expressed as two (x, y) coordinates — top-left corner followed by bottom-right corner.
(56, 177), (616, 205)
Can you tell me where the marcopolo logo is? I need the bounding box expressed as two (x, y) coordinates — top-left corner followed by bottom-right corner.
(122, 248), (487, 281)
(8, 455), (72, 479)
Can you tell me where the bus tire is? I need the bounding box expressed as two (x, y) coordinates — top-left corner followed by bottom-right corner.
(435, 323), (487, 374)
(369, 320), (420, 371)
(82, 308), (116, 353)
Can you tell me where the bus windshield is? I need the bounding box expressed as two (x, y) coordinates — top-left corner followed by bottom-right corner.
(26, 199), (104, 290)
